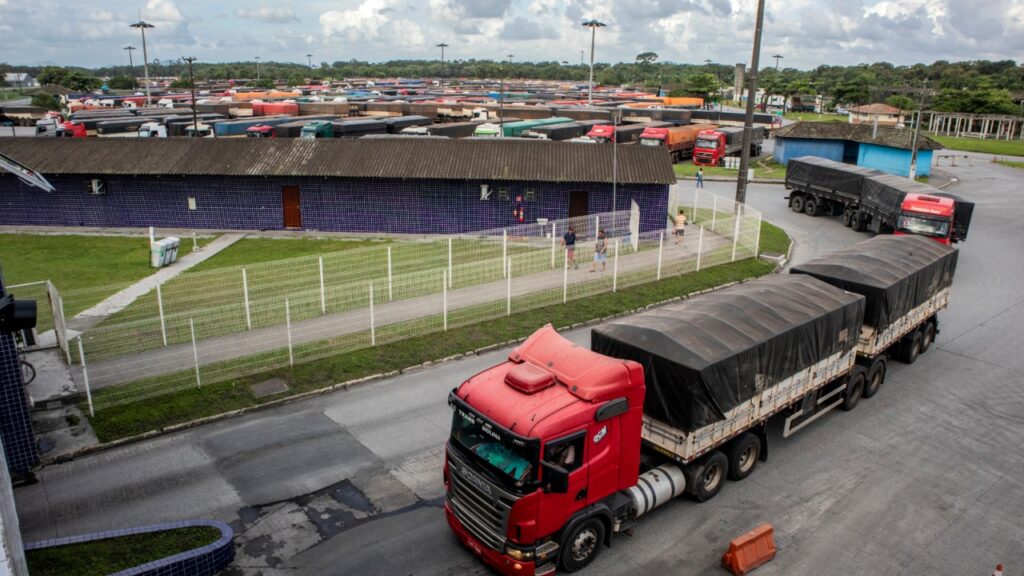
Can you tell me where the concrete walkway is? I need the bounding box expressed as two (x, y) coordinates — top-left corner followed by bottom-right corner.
(67, 233), (247, 333)
(76, 231), (735, 390)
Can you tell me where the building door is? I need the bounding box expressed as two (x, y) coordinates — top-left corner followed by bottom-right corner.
(569, 190), (588, 219)
(282, 186), (302, 228)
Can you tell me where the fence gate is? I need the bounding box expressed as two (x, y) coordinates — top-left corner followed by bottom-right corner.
(629, 200), (641, 253)
(47, 281), (70, 364)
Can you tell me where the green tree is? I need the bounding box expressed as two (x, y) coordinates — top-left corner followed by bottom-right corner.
(31, 93), (61, 111)
(253, 78), (275, 89)
(36, 66), (101, 91)
(286, 74), (305, 87)
(885, 95), (915, 111)
(170, 78), (193, 89)
(635, 52), (658, 85)
(681, 73), (719, 104)
(108, 75), (137, 90)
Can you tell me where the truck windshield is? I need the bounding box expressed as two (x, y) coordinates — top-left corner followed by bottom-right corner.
(897, 214), (950, 238)
(449, 398), (538, 490)
(639, 138), (662, 146)
(695, 137), (718, 149)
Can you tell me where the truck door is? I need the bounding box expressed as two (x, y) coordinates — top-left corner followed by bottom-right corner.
(538, 432), (588, 534)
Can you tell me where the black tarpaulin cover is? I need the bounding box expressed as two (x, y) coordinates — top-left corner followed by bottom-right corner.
(790, 235), (957, 332)
(591, 275), (865, 434)
(930, 191), (975, 242)
(786, 156), (882, 200)
(860, 173), (939, 217)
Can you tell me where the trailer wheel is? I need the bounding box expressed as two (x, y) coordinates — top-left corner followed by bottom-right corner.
(804, 198), (819, 216)
(920, 321), (936, 354)
(559, 518), (604, 572)
(841, 209), (854, 227)
(901, 332), (922, 364)
(841, 367), (866, 411)
(852, 212), (868, 232)
(790, 195), (805, 214)
(726, 434), (761, 481)
(862, 358), (886, 399)
(693, 451), (729, 502)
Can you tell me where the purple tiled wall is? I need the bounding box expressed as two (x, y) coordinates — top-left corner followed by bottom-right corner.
(0, 272), (38, 476)
(0, 175), (668, 234)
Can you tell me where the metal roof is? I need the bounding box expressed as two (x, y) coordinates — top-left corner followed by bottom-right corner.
(0, 138), (676, 185)
(774, 121), (943, 151)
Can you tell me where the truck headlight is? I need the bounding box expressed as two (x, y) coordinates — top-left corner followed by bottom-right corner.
(505, 543), (534, 561)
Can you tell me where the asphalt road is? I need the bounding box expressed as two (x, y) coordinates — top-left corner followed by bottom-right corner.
(14, 159), (1024, 576)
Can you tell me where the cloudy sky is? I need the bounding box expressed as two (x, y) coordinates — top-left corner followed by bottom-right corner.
(1, 0), (1022, 69)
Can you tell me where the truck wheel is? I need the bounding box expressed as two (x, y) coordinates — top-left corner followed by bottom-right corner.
(693, 451), (729, 502)
(920, 321), (936, 354)
(790, 195), (805, 213)
(841, 367), (866, 411)
(804, 198), (819, 216)
(862, 358), (886, 398)
(559, 518), (604, 572)
(726, 434), (761, 481)
(841, 209), (854, 227)
(852, 212), (868, 232)
(901, 332), (922, 364)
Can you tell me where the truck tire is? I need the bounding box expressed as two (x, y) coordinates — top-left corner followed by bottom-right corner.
(790, 195), (805, 214)
(804, 197), (819, 216)
(862, 358), (886, 399)
(693, 451), (729, 502)
(841, 367), (866, 411)
(726, 433), (761, 481)
(920, 321), (936, 354)
(901, 332), (922, 364)
(852, 212), (868, 232)
(841, 208), (854, 227)
(559, 518), (604, 572)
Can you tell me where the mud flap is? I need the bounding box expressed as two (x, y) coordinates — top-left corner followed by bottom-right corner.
(783, 380), (846, 438)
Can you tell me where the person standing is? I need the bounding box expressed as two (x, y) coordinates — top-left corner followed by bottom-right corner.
(562, 225), (577, 270)
(696, 167), (704, 188)
(674, 210), (687, 245)
(591, 229), (607, 272)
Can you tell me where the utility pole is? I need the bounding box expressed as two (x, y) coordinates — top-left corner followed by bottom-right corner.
(130, 18), (155, 107)
(582, 19), (606, 106)
(736, 0), (767, 205)
(124, 46), (137, 80)
(436, 43), (449, 90)
(612, 109), (620, 213)
(183, 57), (199, 136)
(499, 54), (512, 137)
(908, 80), (929, 179)
(255, 56), (260, 83)
(772, 54), (783, 70)
(306, 54), (313, 69)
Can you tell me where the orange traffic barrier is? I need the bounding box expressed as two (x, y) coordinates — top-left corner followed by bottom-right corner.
(721, 523), (776, 576)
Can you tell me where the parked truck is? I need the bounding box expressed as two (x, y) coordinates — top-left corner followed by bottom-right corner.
(784, 156), (973, 245)
(692, 126), (763, 166)
(400, 120), (487, 138)
(586, 122), (671, 144)
(639, 124), (715, 162)
(444, 235), (956, 576)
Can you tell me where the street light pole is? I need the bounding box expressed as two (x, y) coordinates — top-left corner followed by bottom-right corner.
(255, 56), (260, 83)
(499, 54), (512, 137)
(613, 109), (620, 213)
(306, 54), (313, 69)
(736, 0), (767, 205)
(183, 57), (199, 136)
(772, 54), (783, 70)
(124, 46), (136, 80)
(130, 19), (155, 107)
(436, 43), (449, 90)
(582, 19), (606, 106)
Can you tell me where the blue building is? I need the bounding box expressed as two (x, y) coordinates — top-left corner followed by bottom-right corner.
(0, 138), (676, 234)
(773, 122), (942, 177)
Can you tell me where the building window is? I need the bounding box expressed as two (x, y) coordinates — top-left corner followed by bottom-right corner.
(524, 188), (536, 201)
(498, 188), (509, 201)
(188, 197), (197, 210)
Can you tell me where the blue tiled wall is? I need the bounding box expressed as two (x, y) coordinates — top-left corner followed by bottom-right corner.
(0, 176), (669, 234)
(858, 144), (932, 177)
(0, 273), (38, 476)
(774, 138), (845, 165)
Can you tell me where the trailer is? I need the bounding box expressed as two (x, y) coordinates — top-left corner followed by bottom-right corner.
(331, 119), (388, 138)
(382, 115), (433, 133)
(524, 121), (601, 141)
(639, 124), (714, 162)
(587, 121), (672, 144)
(400, 120), (486, 138)
(692, 126), (763, 165)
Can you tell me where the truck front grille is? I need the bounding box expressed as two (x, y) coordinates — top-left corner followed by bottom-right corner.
(447, 448), (517, 552)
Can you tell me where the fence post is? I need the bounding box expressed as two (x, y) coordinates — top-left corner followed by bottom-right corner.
(242, 268), (252, 331)
(753, 213), (763, 257)
(285, 298), (294, 367)
(58, 293), (71, 365)
(562, 249), (568, 304)
(77, 338), (94, 417)
(506, 257), (512, 316)
(190, 318), (201, 388)
(694, 188), (699, 224)
(657, 231), (665, 280)
(448, 237), (453, 288)
(731, 204), (743, 262)
(318, 256), (326, 315)
(502, 230), (508, 278)
(613, 240), (619, 292)
(697, 226), (705, 271)
(387, 246), (393, 302)
(711, 194), (718, 233)
(156, 283), (167, 347)
(550, 222), (557, 269)
(443, 271), (448, 331)
(595, 215), (600, 238)
(369, 282), (376, 346)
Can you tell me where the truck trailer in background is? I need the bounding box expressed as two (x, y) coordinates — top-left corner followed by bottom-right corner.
(692, 126), (763, 166)
(639, 124), (715, 162)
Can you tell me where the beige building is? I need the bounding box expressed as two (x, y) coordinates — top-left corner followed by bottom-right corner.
(847, 103), (907, 126)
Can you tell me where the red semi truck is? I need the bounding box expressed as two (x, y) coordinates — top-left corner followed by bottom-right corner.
(692, 126), (764, 166)
(639, 124), (715, 163)
(444, 236), (957, 576)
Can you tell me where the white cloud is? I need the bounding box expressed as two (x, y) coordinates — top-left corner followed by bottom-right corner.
(236, 6), (299, 23)
(320, 0), (424, 49)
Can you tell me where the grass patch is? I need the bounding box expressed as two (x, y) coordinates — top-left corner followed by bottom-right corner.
(929, 134), (1024, 157)
(26, 526), (221, 576)
(996, 160), (1024, 170)
(782, 112), (847, 123)
(187, 236), (391, 273)
(88, 224), (788, 441)
(674, 157), (787, 179)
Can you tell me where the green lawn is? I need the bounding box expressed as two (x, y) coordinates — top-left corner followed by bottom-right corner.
(929, 134), (1024, 157)
(997, 160), (1024, 170)
(674, 157), (787, 179)
(187, 236), (391, 273)
(0, 89), (28, 102)
(87, 223), (789, 441)
(783, 112), (847, 123)
(26, 526), (221, 576)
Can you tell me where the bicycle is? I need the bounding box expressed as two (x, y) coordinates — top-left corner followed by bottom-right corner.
(13, 333), (36, 385)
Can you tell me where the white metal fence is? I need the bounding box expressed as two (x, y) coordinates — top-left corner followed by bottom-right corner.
(43, 189), (761, 414)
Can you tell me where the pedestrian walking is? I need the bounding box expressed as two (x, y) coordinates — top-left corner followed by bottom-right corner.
(674, 210), (687, 245)
(696, 167), (704, 188)
(563, 225), (577, 270)
(591, 229), (607, 272)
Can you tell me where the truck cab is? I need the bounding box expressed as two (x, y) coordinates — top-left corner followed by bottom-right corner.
(246, 124), (275, 138)
(445, 326), (645, 576)
(896, 193), (956, 245)
(138, 122), (168, 138)
(56, 121), (86, 138)
(586, 124), (616, 143)
(185, 124), (212, 138)
(300, 121), (333, 139)
(692, 129), (725, 166)
(638, 127), (669, 148)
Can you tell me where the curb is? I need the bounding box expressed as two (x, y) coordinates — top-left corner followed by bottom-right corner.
(40, 264), (783, 467)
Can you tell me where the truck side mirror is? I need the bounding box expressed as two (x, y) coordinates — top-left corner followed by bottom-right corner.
(541, 462), (569, 494)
